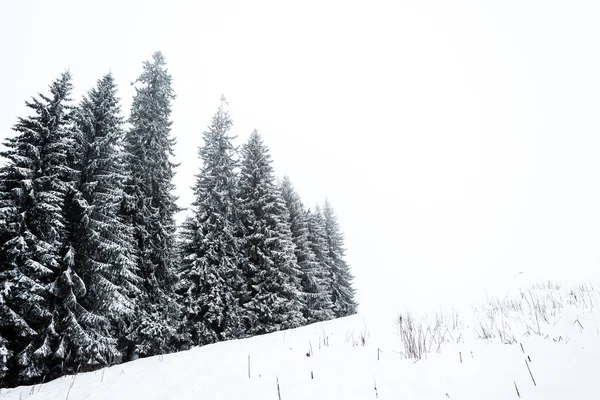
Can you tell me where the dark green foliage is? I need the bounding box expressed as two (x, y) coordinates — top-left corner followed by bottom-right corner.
(0, 72), (75, 385)
(280, 177), (334, 323)
(177, 97), (246, 345)
(238, 130), (305, 335)
(322, 200), (358, 317)
(0, 57), (358, 386)
(122, 52), (181, 357)
(66, 73), (140, 365)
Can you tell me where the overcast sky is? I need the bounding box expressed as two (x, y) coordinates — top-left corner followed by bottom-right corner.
(2, 0), (600, 314)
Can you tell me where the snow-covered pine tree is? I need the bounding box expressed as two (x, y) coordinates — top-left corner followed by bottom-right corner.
(306, 206), (335, 318)
(177, 97), (245, 345)
(122, 52), (181, 358)
(0, 72), (74, 385)
(322, 200), (358, 317)
(238, 130), (305, 335)
(50, 242), (113, 376)
(280, 177), (333, 323)
(64, 73), (140, 365)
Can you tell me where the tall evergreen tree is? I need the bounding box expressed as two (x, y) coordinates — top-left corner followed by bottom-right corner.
(122, 52), (180, 357)
(177, 97), (245, 345)
(306, 206), (335, 316)
(280, 177), (333, 323)
(238, 130), (305, 335)
(0, 72), (75, 385)
(322, 200), (357, 317)
(65, 73), (140, 364)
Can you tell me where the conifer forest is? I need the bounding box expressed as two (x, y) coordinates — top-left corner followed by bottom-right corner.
(0, 52), (357, 387)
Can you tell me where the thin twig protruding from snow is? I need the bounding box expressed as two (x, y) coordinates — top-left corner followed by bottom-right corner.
(373, 376), (378, 398)
(525, 359), (537, 386)
(276, 376), (282, 400)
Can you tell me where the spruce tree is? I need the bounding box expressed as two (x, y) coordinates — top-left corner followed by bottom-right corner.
(280, 177), (333, 323)
(322, 200), (357, 317)
(177, 97), (245, 345)
(306, 206), (335, 317)
(66, 73), (140, 364)
(51, 241), (114, 375)
(0, 72), (74, 385)
(122, 52), (180, 357)
(238, 130), (305, 335)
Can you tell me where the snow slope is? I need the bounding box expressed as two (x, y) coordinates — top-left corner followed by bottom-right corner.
(3, 279), (599, 399)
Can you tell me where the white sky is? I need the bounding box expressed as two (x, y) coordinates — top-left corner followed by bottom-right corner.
(2, 0), (600, 314)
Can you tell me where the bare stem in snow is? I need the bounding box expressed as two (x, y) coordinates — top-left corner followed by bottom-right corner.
(373, 376), (378, 398)
(65, 375), (77, 400)
(276, 376), (282, 400)
(525, 359), (537, 386)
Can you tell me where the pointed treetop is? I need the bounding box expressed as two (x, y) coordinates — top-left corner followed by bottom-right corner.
(51, 70), (73, 91)
(99, 71), (115, 84)
(132, 52), (175, 101)
(208, 96), (233, 135)
(152, 51), (166, 65)
(217, 95), (230, 118)
(40, 70), (73, 107)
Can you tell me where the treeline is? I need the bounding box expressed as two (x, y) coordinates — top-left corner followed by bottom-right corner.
(0, 52), (357, 387)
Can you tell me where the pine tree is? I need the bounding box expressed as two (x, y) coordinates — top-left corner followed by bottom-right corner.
(322, 200), (357, 317)
(65, 73), (140, 365)
(122, 52), (180, 357)
(51, 242), (112, 375)
(306, 206), (335, 317)
(0, 72), (74, 385)
(280, 177), (333, 323)
(238, 130), (305, 335)
(177, 97), (245, 345)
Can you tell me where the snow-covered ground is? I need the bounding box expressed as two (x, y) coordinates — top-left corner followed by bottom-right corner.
(3, 277), (599, 399)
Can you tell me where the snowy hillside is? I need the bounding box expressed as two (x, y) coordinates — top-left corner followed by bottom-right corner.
(3, 280), (599, 400)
